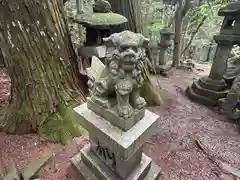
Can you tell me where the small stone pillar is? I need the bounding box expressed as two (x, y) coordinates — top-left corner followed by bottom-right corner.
(155, 28), (174, 73)
(71, 31), (161, 180)
(186, 1), (240, 106)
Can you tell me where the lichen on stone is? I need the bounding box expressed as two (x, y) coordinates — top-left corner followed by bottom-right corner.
(73, 13), (128, 28)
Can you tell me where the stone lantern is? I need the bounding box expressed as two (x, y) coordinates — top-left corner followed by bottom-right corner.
(186, 1), (240, 106)
(72, 0), (128, 46)
(71, 0), (128, 61)
(155, 28), (174, 74)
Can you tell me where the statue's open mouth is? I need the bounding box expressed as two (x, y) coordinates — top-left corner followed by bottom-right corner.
(121, 61), (136, 70)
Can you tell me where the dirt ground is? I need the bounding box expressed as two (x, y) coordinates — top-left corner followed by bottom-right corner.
(0, 66), (240, 180)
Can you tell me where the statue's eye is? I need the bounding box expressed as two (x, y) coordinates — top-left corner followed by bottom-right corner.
(132, 47), (138, 52)
(121, 47), (127, 51)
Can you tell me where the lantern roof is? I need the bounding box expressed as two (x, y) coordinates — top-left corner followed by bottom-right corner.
(71, 0), (128, 29)
(72, 13), (128, 29)
(218, 1), (240, 17)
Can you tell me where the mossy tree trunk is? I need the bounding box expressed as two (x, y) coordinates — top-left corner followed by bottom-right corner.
(0, 0), (87, 141)
(107, 0), (144, 33)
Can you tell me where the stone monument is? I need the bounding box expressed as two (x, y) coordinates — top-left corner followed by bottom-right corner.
(155, 28), (174, 74)
(186, 1), (240, 106)
(71, 31), (161, 179)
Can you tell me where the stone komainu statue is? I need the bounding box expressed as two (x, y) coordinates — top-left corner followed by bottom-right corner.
(88, 31), (149, 121)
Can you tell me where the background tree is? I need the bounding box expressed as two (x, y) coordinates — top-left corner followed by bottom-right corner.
(107, 0), (144, 33)
(141, 0), (230, 64)
(172, 0), (192, 67)
(0, 0), (87, 143)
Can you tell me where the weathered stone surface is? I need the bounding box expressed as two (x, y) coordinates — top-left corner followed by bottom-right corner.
(186, 85), (217, 106)
(77, 46), (106, 59)
(186, 1), (240, 106)
(218, 1), (240, 17)
(74, 103), (159, 159)
(87, 98), (145, 131)
(186, 77), (228, 106)
(71, 145), (161, 180)
(151, 28), (174, 75)
(198, 77), (227, 91)
(209, 43), (232, 81)
(224, 52), (240, 89)
(2, 163), (19, 180)
(93, 0), (111, 13)
(73, 13), (128, 29)
(88, 31), (149, 130)
(22, 156), (50, 180)
(220, 74), (240, 119)
(191, 81), (228, 100)
(89, 135), (142, 179)
(73, 30), (161, 180)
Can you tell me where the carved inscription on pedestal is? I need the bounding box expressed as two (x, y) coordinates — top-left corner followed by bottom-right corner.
(94, 140), (116, 169)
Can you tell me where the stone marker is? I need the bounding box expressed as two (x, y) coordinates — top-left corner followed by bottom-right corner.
(72, 31), (161, 180)
(155, 28), (174, 74)
(186, 1), (240, 106)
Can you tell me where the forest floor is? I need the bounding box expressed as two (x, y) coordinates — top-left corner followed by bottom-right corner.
(1, 65), (240, 180)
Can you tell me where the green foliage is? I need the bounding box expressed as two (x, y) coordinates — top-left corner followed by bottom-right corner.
(195, 0), (229, 17)
(39, 104), (84, 145)
(186, 0), (229, 44)
(141, 62), (163, 106)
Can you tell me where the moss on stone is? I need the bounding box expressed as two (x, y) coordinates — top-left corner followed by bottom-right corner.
(73, 13), (128, 28)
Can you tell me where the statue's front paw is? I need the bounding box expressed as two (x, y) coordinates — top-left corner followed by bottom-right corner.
(117, 105), (133, 119)
(135, 97), (146, 109)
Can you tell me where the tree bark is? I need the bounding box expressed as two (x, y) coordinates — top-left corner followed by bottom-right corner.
(0, 50), (4, 67)
(107, 0), (144, 33)
(172, 2), (183, 66)
(172, 0), (191, 67)
(0, 0), (87, 139)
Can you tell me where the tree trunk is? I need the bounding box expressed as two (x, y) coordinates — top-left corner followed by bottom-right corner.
(0, 0), (87, 142)
(107, 0), (144, 33)
(172, 0), (191, 67)
(0, 50), (4, 67)
(172, 3), (183, 66)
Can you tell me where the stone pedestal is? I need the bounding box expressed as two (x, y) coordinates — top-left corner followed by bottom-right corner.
(186, 76), (229, 106)
(71, 103), (161, 180)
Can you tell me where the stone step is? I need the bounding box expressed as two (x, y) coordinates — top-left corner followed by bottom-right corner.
(192, 81), (228, 101)
(186, 86), (217, 106)
(198, 77), (227, 91)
